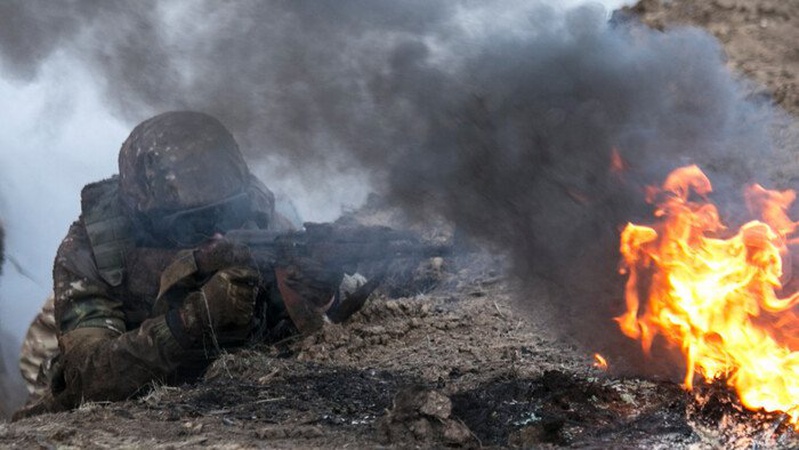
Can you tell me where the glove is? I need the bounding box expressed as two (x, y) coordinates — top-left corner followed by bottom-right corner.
(155, 238), (254, 314)
(166, 266), (259, 347)
(193, 237), (254, 276)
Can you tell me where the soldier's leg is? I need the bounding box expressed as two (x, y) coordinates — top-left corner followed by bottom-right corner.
(19, 293), (59, 403)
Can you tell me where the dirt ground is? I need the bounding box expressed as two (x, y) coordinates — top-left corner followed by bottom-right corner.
(3, 0), (799, 448)
(629, 0), (799, 116)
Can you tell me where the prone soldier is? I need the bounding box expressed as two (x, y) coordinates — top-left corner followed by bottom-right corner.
(14, 111), (391, 418)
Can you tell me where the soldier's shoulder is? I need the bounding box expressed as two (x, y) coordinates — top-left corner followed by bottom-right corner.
(78, 176), (131, 287)
(80, 176), (120, 216)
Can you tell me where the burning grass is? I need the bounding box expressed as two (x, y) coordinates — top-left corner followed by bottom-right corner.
(616, 164), (799, 427)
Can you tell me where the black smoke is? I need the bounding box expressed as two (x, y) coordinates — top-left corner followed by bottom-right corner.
(0, 1), (791, 372)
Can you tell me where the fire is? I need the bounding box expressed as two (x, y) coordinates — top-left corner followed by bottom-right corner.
(593, 353), (609, 371)
(616, 165), (799, 426)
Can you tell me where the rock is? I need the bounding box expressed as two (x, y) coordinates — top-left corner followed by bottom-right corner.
(712, 0), (738, 10)
(417, 390), (451, 420)
(377, 386), (476, 447)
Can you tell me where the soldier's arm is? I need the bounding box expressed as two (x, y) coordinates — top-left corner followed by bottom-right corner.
(51, 222), (186, 408)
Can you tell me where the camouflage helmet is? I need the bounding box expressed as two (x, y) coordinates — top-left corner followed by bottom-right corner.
(118, 111), (250, 215)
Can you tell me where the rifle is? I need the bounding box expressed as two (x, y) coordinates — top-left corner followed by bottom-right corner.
(224, 222), (453, 331)
(226, 222), (451, 272)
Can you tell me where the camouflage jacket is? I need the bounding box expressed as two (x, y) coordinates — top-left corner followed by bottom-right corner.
(46, 175), (294, 411)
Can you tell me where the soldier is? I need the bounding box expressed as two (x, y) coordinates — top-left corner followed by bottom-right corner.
(14, 111), (362, 418)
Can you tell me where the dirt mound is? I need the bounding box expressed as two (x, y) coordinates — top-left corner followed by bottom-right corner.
(624, 0), (799, 116)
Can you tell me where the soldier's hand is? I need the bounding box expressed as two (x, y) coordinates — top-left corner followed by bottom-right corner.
(169, 267), (259, 344)
(194, 237), (254, 276)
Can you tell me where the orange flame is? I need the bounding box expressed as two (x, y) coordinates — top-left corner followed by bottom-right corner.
(593, 353), (609, 371)
(616, 165), (799, 426)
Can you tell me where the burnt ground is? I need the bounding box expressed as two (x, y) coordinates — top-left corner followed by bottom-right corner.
(3, 0), (799, 448)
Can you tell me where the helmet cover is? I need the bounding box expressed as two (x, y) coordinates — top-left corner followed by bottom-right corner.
(118, 111), (250, 215)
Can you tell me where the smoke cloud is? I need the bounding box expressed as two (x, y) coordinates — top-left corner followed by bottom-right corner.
(1, 0), (796, 380)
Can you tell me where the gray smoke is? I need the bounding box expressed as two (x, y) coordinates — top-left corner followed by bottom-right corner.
(0, 222), (4, 274)
(0, 1), (459, 176)
(0, 1), (792, 373)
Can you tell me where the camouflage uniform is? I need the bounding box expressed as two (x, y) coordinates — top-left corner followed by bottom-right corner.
(19, 294), (58, 401)
(14, 174), (299, 417)
(13, 112), (344, 419)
